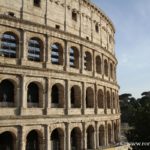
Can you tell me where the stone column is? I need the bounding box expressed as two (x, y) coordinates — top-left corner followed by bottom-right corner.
(82, 82), (86, 114)
(45, 77), (51, 111)
(93, 50), (96, 77)
(95, 122), (99, 149)
(20, 75), (27, 110)
(83, 122), (87, 150)
(21, 30), (27, 62)
(104, 86), (107, 114)
(20, 126), (26, 150)
(65, 80), (70, 114)
(112, 121), (115, 144)
(64, 40), (69, 71)
(105, 122), (108, 146)
(95, 83), (98, 114)
(45, 125), (50, 150)
(81, 45), (84, 74)
(66, 123), (70, 150)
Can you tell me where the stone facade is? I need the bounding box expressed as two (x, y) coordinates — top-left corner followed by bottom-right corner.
(0, 0), (121, 150)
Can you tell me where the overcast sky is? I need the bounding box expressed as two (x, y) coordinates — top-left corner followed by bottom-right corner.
(92, 0), (150, 98)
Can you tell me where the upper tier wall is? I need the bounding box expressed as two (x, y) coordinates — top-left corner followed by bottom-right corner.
(0, 0), (115, 55)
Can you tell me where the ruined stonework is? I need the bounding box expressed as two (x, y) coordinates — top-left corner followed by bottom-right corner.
(0, 0), (121, 149)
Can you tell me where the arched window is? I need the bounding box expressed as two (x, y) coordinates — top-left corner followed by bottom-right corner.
(87, 125), (94, 149)
(72, 10), (77, 22)
(70, 47), (79, 68)
(96, 56), (102, 74)
(70, 85), (81, 108)
(107, 91), (111, 109)
(71, 128), (81, 150)
(108, 124), (112, 144)
(51, 84), (64, 108)
(0, 131), (15, 150)
(95, 23), (99, 33)
(0, 80), (14, 107)
(99, 125), (105, 146)
(112, 93), (115, 109)
(110, 63), (113, 78)
(28, 38), (42, 62)
(84, 51), (92, 71)
(98, 89), (104, 108)
(104, 59), (108, 76)
(26, 130), (40, 150)
(0, 32), (18, 58)
(51, 43), (63, 65)
(86, 87), (94, 108)
(27, 82), (39, 107)
(51, 128), (64, 150)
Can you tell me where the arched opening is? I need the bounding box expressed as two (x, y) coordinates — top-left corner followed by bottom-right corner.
(72, 10), (77, 22)
(96, 56), (102, 74)
(27, 82), (39, 107)
(110, 63), (113, 78)
(28, 37), (43, 62)
(70, 85), (81, 108)
(108, 124), (112, 144)
(95, 23), (99, 33)
(51, 128), (64, 150)
(114, 123), (119, 143)
(51, 84), (64, 108)
(87, 125), (94, 149)
(51, 43), (63, 65)
(0, 32), (18, 58)
(0, 80), (14, 107)
(112, 93), (115, 109)
(0, 131), (15, 150)
(26, 130), (41, 150)
(84, 51), (92, 71)
(107, 91), (111, 109)
(98, 89), (104, 108)
(71, 127), (81, 150)
(70, 47), (79, 68)
(99, 125), (105, 146)
(104, 60), (108, 76)
(86, 87), (94, 108)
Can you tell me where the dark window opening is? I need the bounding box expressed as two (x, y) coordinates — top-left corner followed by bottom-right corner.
(99, 125), (105, 146)
(71, 128), (81, 150)
(8, 12), (15, 17)
(104, 60), (108, 76)
(86, 36), (89, 40)
(84, 51), (92, 71)
(55, 25), (60, 30)
(96, 56), (102, 74)
(26, 130), (40, 150)
(34, 0), (41, 7)
(86, 87), (94, 108)
(0, 80), (14, 107)
(95, 23), (99, 33)
(51, 129), (64, 150)
(87, 126), (94, 149)
(0, 32), (18, 58)
(98, 90), (104, 108)
(27, 83), (39, 107)
(107, 91), (111, 109)
(51, 84), (64, 108)
(52, 85), (59, 104)
(72, 11), (77, 21)
(0, 132), (14, 150)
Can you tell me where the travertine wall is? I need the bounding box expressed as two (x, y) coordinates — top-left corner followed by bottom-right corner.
(0, 0), (120, 150)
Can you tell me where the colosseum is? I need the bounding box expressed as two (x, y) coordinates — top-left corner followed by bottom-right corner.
(0, 0), (124, 150)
